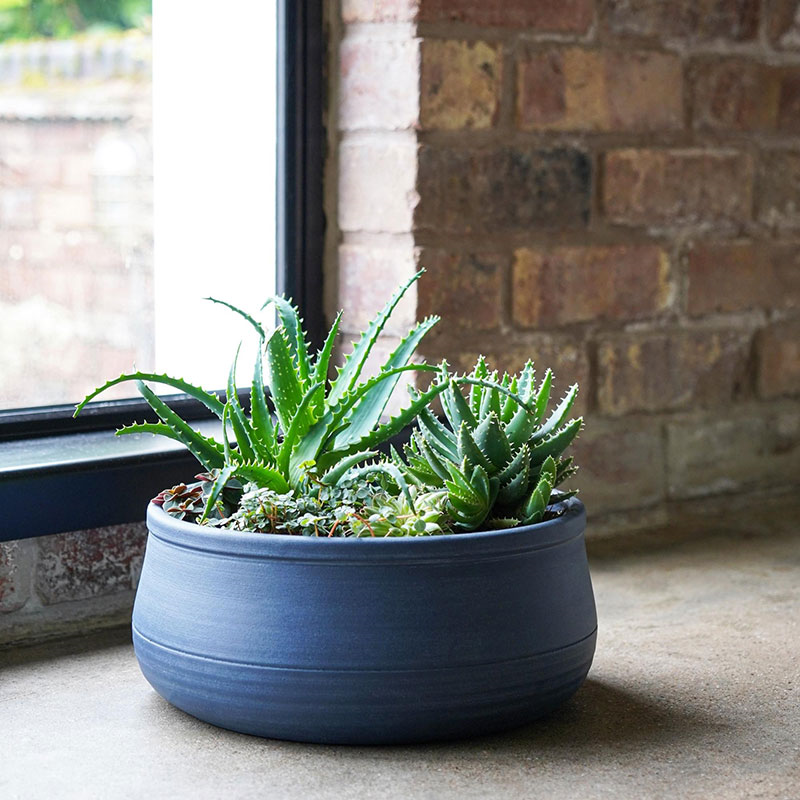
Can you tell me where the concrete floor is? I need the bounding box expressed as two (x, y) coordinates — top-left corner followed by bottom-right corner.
(2, 502), (799, 800)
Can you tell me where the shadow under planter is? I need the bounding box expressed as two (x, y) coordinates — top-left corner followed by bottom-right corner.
(132, 497), (597, 745)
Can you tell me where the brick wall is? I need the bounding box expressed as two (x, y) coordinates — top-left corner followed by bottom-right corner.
(0, 523), (146, 645)
(335, 0), (800, 527)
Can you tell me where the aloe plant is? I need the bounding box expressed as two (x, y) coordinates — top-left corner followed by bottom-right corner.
(74, 271), (449, 521)
(396, 357), (582, 531)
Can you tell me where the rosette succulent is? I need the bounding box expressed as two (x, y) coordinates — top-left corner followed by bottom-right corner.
(397, 357), (582, 531)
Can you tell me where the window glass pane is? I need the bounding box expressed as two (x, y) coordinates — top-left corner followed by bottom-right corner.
(0, 1), (276, 412)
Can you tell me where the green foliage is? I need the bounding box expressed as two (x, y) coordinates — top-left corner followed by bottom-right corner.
(401, 358), (582, 531)
(351, 486), (450, 538)
(152, 473), (242, 524)
(75, 271), (449, 523)
(76, 273), (585, 537)
(212, 476), (451, 538)
(0, 0), (151, 42)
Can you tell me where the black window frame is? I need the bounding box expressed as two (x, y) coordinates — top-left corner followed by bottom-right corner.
(0, 0), (324, 542)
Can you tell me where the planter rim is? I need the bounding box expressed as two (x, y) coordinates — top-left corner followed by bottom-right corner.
(146, 497), (586, 563)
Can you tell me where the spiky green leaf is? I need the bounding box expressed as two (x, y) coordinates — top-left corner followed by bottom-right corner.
(500, 375), (519, 424)
(310, 310), (342, 410)
(205, 297), (266, 339)
(250, 350), (276, 461)
(416, 402), (458, 461)
(328, 270), (424, 404)
(520, 455), (557, 525)
(497, 443), (530, 484)
(529, 417), (583, 466)
(532, 384), (579, 443)
(333, 317), (439, 447)
(263, 295), (311, 384)
(233, 462), (291, 493)
(442, 381), (477, 433)
(321, 450), (378, 486)
(200, 465), (237, 523)
(479, 370), (501, 419)
(74, 372), (224, 419)
(115, 421), (186, 444)
(533, 368), (553, 424)
(226, 350), (256, 463)
(327, 377), (451, 465)
(473, 412), (512, 471)
(277, 380), (324, 478)
(457, 421), (494, 473)
(496, 458), (531, 507)
(266, 328), (307, 435)
(134, 381), (224, 471)
(468, 356), (489, 416)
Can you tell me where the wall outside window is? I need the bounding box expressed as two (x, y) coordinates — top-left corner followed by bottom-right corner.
(0, 33), (153, 410)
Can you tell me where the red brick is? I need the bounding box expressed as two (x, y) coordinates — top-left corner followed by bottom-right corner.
(0, 541), (31, 614)
(687, 241), (800, 315)
(756, 150), (800, 230)
(339, 137), (418, 233)
(416, 249), (504, 332)
(778, 73), (800, 133)
(571, 415), (665, 513)
(338, 243), (418, 336)
(603, 149), (754, 227)
(343, 0), (419, 22)
(35, 523), (147, 604)
(518, 48), (682, 132)
(435, 336), (590, 416)
(691, 59), (800, 133)
(339, 38), (420, 132)
(417, 145), (591, 234)
(758, 320), (800, 398)
(692, 60), (779, 131)
(419, 0), (594, 32)
(667, 407), (800, 498)
(768, 0), (800, 49)
(420, 40), (501, 130)
(597, 329), (753, 415)
(512, 245), (671, 327)
(601, 0), (759, 41)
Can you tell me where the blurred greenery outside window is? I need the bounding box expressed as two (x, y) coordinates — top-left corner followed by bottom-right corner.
(0, 0), (151, 42)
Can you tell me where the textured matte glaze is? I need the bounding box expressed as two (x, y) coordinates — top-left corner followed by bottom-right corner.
(132, 498), (597, 744)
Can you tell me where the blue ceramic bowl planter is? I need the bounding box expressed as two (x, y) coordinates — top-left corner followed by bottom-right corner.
(132, 496), (597, 744)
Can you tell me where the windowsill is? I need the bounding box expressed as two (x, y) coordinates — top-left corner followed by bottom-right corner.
(0, 420), (221, 541)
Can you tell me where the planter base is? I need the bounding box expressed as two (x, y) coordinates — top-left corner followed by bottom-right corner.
(133, 625), (596, 745)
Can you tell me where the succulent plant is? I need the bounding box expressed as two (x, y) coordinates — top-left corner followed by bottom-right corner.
(212, 475), (449, 538)
(152, 480), (206, 522)
(74, 271), (449, 522)
(349, 486), (450, 538)
(153, 473), (242, 523)
(396, 357), (582, 531)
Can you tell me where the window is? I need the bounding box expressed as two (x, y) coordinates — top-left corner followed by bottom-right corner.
(0, 0), (324, 540)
